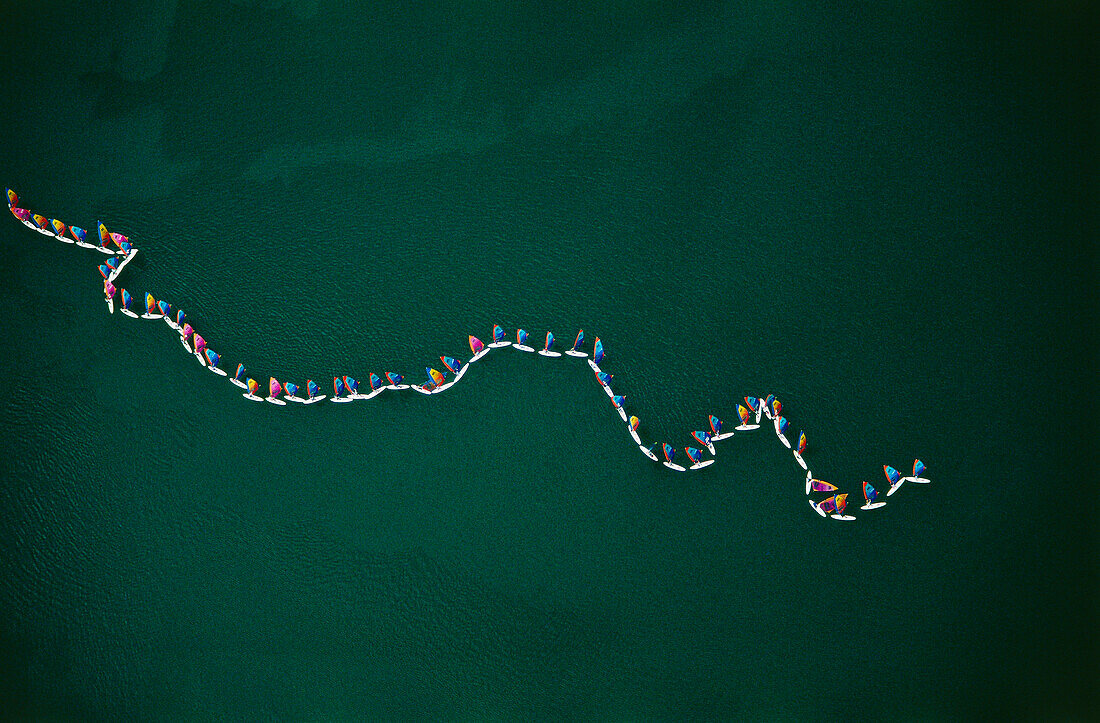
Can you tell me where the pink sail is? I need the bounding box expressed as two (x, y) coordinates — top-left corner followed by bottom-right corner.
(109, 232), (129, 249)
(103, 281), (116, 298)
(193, 333), (206, 351)
(181, 323), (194, 338)
(269, 378), (282, 398)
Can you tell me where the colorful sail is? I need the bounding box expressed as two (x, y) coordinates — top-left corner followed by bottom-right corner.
(307, 380), (320, 398)
(772, 398), (782, 416)
(11, 208), (29, 221)
(98, 222), (111, 246)
(629, 415), (639, 431)
(544, 332), (554, 351)
(175, 309), (185, 327)
(818, 496), (837, 514)
(612, 395), (625, 408)
(593, 337), (604, 364)
(692, 431), (711, 447)
(441, 356), (462, 373)
(105, 256), (120, 270)
(883, 465), (901, 485)
(834, 494), (849, 513)
(428, 368), (446, 386)
(235, 363), (246, 381)
(810, 479), (838, 493)
(121, 289), (133, 309)
(572, 330), (584, 351)
(285, 382), (299, 397)
(685, 447), (703, 464)
(204, 349), (220, 367)
(103, 281), (116, 298)
(493, 324), (505, 342)
(333, 377), (345, 396)
(469, 335), (485, 355)
(777, 416), (789, 435)
(33, 214), (49, 230)
(596, 371), (613, 386)
(70, 226), (86, 243)
(709, 416), (722, 436)
(110, 232), (128, 249)
(662, 443), (675, 463)
(119, 241), (133, 255)
(6, 189), (16, 208)
(145, 293), (156, 314)
(797, 432), (807, 454)
(344, 376), (358, 394)
(913, 459), (926, 477)
(98, 264), (111, 279)
(247, 378), (259, 396)
(737, 405), (750, 424)
(181, 323), (194, 339)
(266, 378), (280, 398)
(157, 300), (171, 317)
(370, 373), (383, 390)
(863, 481), (878, 503)
(385, 372), (403, 386)
(193, 334), (206, 352)
(50, 219), (66, 235)
(517, 329), (529, 345)
(764, 394), (776, 412)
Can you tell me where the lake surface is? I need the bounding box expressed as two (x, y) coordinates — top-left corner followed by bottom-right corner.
(0, 1), (1092, 718)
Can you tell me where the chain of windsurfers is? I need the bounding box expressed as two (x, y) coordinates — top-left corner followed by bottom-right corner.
(6, 188), (931, 521)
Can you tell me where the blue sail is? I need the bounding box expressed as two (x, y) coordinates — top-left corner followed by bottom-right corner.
(370, 373), (383, 390)
(345, 376), (358, 394)
(385, 372), (403, 385)
(612, 395), (626, 408)
(777, 416), (789, 434)
(572, 330), (584, 350)
(121, 289), (133, 309)
(914, 459), (926, 477)
(157, 300), (171, 317)
(308, 380), (320, 398)
(235, 363), (246, 381)
(204, 349), (219, 367)
(334, 377), (345, 396)
(493, 324), (505, 342)
(709, 416), (722, 435)
(175, 309), (185, 326)
(545, 331), (554, 350)
(662, 443), (675, 463)
(593, 338), (604, 364)
(285, 381), (299, 397)
(686, 447), (703, 464)
(517, 329), (529, 345)
(692, 431), (711, 447)
(596, 372), (613, 386)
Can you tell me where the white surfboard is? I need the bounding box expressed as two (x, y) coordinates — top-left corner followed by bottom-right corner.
(453, 365), (469, 382)
(330, 396), (355, 403)
(179, 337), (192, 353)
(886, 481), (905, 496)
(165, 319), (180, 331)
(778, 435), (791, 449)
(33, 226), (54, 236)
(75, 240), (98, 249)
(230, 378), (248, 389)
(755, 405), (763, 423)
(242, 393), (263, 402)
(58, 233), (74, 244)
(586, 359), (600, 371)
(108, 248), (138, 280)
(284, 396), (305, 403)
(640, 445), (659, 461)
(264, 396), (286, 406)
(385, 384), (411, 391)
(902, 476), (932, 484)
(469, 349), (491, 363)
(861, 502), (886, 510)
(602, 386), (615, 398)
(140, 313), (163, 320)
(663, 462), (687, 472)
(734, 424), (759, 431)
(565, 350), (587, 357)
(303, 395), (327, 404)
(711, 432), (734, 441)
(95, 245), (115, 255)
(615, 407), (628, 422)
(364, 388), (385, 399)
(488, 341), (511, 348)
(705, 442), (716, 454)
(193, 352), (207, 365)
(806, 477), (813, 495)
(410, 386), (433, 395)
(208, 367), (227, 377)
(810, 500), (826, 517)
(538, 350), (562, 357)
(689, 460), (715, 470)
(514, 344), (535, 353)
(793, 451), (808, 470)
(106, 297), (114, 314)
(120, 309), (139, 318)
(830, 514), (856, 521)
(431, 382), (454, 393)
(629, 429), (642, 444)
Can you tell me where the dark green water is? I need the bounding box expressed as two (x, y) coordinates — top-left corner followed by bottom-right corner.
(0, 1), (1093, 718)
